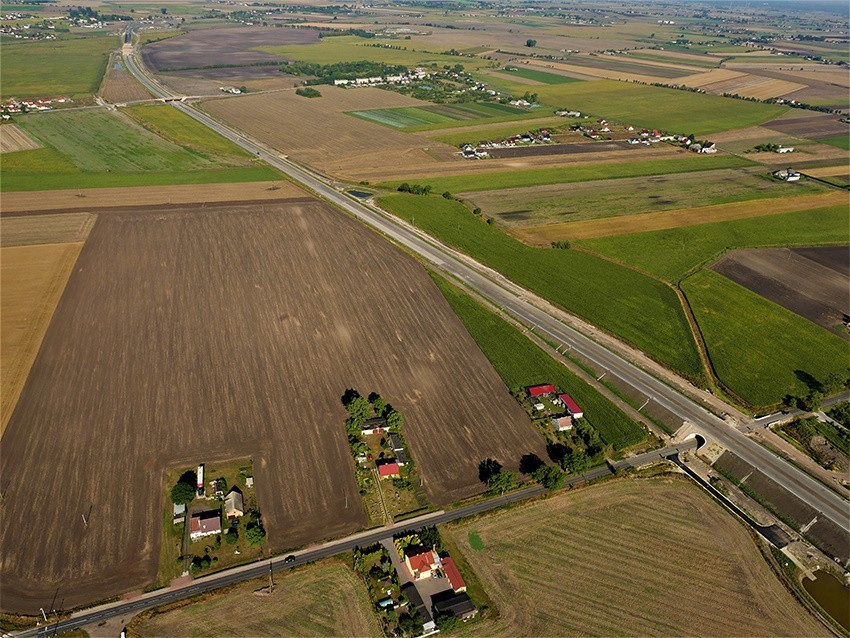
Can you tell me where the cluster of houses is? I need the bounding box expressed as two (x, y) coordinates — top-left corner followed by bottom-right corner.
(527, 384), (584, 431)
(571, 118), (612, 139)
(334, 68), (430, 87)
(358, 417), (409, 479)
(460, 128), (552, 159)
(2, 96), (69, 114)
(1, 24), (56, 39)
(399, 546), (477, 633)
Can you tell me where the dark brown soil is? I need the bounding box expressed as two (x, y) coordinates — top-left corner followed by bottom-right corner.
(710, 246), (850, 339)
(141, 26), (318, 71)
(0, 199), (545, 614)
(763, 114), (849, 140)
(485, 140), (636, 158)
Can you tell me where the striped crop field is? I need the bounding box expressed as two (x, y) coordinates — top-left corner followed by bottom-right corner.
(444, 478), (828, 637)
(349, 102), (526, 129)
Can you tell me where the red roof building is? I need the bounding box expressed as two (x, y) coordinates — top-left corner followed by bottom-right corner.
(528, 384), (556, 396)
(441, 557), (466, 593)
(405, 548), (439, 579)
(559, 393), (583, 419)
(377, 462), (400, 478)
(189, 510), (221, 541)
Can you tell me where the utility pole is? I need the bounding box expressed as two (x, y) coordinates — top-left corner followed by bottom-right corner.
(268, 560), (274, 593)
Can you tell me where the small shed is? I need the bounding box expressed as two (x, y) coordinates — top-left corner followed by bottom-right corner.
(224, 489), (244, 519)
(172, 503), (186, 524)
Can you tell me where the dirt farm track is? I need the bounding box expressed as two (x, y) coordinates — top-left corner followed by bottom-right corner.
(0, 199), (546, 613)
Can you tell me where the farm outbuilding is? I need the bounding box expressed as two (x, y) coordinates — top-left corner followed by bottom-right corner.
(527, 384), (556, 396)
(559, 393), (583, 419)
(361, 417), (388, 436)
(441, 557), (466, 593)
(224, 489), (244, 519)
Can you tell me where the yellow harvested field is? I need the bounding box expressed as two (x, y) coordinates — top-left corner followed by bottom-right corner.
(680, 70), (805, 99)
(679, 68), (748, 87)
(0, 180), (307, 213)
(1, 243), (83, 434)
(1, 213), (96, 247)
(802, 165), (850, 179)
(445, 477), (828, 637)
(0, 124), (41, 153)
(514, 191), (849, 243)
(631, 48), (720, 64)
(610, 54), (705, 73)
(128, 558), (382, 638)
(524, 60), (663, 84)
(202, 87), (459, 181)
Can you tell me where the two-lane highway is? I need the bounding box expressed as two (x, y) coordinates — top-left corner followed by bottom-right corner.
(123, 45), (849, 537)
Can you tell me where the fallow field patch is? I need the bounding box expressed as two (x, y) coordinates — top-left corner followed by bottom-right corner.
(444, 478), (828, 637)
(0, 124), (40, 154)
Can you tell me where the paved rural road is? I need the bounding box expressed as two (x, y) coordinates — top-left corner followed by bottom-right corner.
(121, 48), (849, 537)
(739, 391), (850, 432)
(18, 440), (699, 637)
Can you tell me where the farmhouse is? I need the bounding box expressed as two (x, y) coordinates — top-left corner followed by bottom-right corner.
(441, 557), (466, 593)
(361, 417), (388, 436)
(774, 168), (801, 182)
(224, 489), (244, 519)
(776, 146), (794, 153)
(190, 510), (221, 541)
(559, 393), (583, 419)
(405, 548), (440, 580)
(551, 415), (573, 431)
(377, 461), (400, 479)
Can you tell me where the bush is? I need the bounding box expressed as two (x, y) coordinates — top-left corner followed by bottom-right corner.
(442, 191), (452, 199)
(224, 529), (238, 545)
(552, 240), (571, 250)
(295, 87), (322, 98)
(246, 524), (266, 546)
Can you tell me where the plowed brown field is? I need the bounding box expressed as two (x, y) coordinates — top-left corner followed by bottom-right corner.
(0, 124), (41, 153)
(0, 199), (545, 613)
(515, 191), (849, 243)
(445, 477), (828, 637)
(0, 180), (306, 213)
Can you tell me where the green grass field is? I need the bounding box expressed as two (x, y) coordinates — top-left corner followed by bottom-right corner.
(261, 35), (488, 70)
(467, 168), (831, 227)
(379, 194), (704, 382)
(682, 269), (848, 409)
(379, 154), (752, 193)
(349, 102), (525, 129)
(432, 273), (646, 449)
(532, 80), (786, 134)
(17, 109), (227, 172)
(123, 104), (252, 158)
(1, 35), (117, 99)
(579, 205), (848, 282)
(3, 110), (281, 191)
(819, 136), (850, 150)
(501, 66), (582, 84)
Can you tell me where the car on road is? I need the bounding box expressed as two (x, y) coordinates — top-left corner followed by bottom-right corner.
(284, 555), (296, 563)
